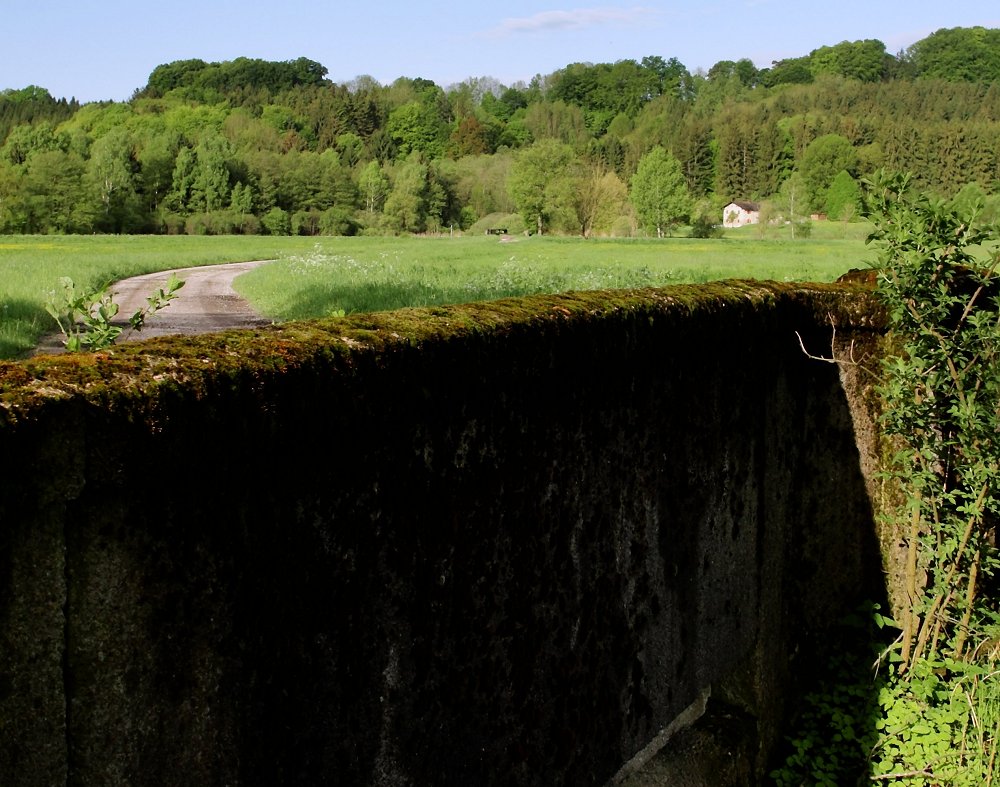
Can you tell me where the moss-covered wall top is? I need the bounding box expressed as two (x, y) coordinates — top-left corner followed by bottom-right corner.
(0, 281), (882, 421)
(0, 281), (886, 786)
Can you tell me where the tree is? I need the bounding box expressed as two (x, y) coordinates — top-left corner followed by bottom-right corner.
(522, 100), (589, 146)
(274, 149), (353, 212)
(137, 132), (181, 215)
(358, 160), (389, 214)
(760, 57), (814, 87)
(809, 40), (890, 82)
(799, 133), (857, 211)
(191, 135), (233, 212)
(85, 128), (142, 232)
(449, 115), (492, 157)
(707, 58), (760, 87)
(823, 169), (861, 220)
(905, 26), (1000, 83)
(0, 159), (27, 232)
(262, 206), (290, 235)
(640, 55), (695, 100)
(1, 122), (64, 167)
(386, 101), (447, 159)
(166, 146), (197, 213)
(629, 146), (691, 237)
(424, 158), (459, 232)
(713, 102), (790, 201)
(229, 181), (253, 230)
(0, 86), (79, 144)
(452, 151), (514, 219)
(24, 150), (89, 232)
(507, 139), (576, 235)
(383, 153), (430, 233)
(335, 132), (364, 168)
(774, 171), (810, 238)
(572, 165), (628, 237)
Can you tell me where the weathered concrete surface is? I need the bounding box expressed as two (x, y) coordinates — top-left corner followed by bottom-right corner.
(0, 282), (886, 786)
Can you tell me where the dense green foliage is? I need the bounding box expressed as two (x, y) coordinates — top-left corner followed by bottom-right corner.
(868, 172), (1000, 677)
(629, 147), (690, 237)
(773, 174), (1000, 784)
(0, 86), (79, 143)
(45, 274), (183, 351)
(0, 28), (998, 237)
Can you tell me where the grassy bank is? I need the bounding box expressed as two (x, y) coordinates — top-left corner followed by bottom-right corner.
(1, 228), (874, 359)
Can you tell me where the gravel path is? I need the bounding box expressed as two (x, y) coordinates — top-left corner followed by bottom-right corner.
(36, 260), (273, 354)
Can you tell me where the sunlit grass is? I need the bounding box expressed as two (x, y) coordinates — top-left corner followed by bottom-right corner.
(1, 230), (876, 359)
(0, 235), (319, 358)
(234, 233), (875, 321)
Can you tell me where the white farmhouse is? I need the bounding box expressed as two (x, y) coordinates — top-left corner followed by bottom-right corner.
(722, 201), (761, 228)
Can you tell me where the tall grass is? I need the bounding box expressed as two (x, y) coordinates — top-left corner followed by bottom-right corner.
(234, 233), (874, 321)
(1, 230), (875, 359)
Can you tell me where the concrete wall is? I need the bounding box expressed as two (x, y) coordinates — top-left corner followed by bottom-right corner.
(0, 282), (886, 786)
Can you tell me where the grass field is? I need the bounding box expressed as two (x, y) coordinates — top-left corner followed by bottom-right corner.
(0, 235), (320, 359)
(0, 224), (876, 360)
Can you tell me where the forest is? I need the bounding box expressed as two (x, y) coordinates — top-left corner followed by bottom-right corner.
(1, 26), (999, 237)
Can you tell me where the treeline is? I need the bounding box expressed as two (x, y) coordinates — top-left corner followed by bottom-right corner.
(0, 86), (80, 147)
(1, 27), (999, 237)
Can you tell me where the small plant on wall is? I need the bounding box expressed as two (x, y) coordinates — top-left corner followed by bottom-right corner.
(45, 274), (184, 351)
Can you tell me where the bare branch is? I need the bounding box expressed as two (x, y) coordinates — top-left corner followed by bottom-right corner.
(795, 314), (859, 367)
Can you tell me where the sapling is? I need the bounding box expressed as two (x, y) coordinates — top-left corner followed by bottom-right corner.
(45, 274), (185, 351)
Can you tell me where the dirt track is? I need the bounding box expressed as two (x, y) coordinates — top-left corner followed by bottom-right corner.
(36, 260), (273, 354)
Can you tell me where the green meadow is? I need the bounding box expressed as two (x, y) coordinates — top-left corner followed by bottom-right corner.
(0, 224), (876, 360)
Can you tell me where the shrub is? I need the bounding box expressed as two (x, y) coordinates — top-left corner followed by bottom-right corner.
(689, 212), (723, 238)
(773, 171), (1000, 783)
(319, 207), (357, 236)
(262, 207), (291, 236)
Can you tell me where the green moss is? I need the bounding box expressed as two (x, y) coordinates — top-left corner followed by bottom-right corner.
(0, 281), (886, 427)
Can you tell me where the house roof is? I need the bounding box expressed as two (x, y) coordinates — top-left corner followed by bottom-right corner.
(726, 200), (760, 211)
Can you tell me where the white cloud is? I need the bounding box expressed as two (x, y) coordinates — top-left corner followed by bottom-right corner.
(484, 6), (658, 37)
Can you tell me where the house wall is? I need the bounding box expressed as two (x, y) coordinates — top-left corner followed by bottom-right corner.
(0, 283), (888, 786)
(723, 203), (760, 228)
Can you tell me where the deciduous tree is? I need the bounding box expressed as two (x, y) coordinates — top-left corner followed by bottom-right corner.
(799, 133), (857, 210)
(630, 146), (690, 237)
(507, 139), (576, 234)
(383, 152), (430, 233)
(85, 127), (142, 232)
(572, 165), (628, 237)
(358, 160), (389, 214)
(905, 26), (1000, 82)
(823, 169), (861, 220)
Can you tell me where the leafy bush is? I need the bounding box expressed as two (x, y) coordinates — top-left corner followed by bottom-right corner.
(689, 212), (723, 238)
(262, 207), (291, 236)
(319, 207), (357, 236)
(45, 274), (184, 351)
(772, 170), (1000, 783)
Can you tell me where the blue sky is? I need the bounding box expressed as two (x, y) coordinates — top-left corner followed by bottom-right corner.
(4, 1), (1000, 103)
